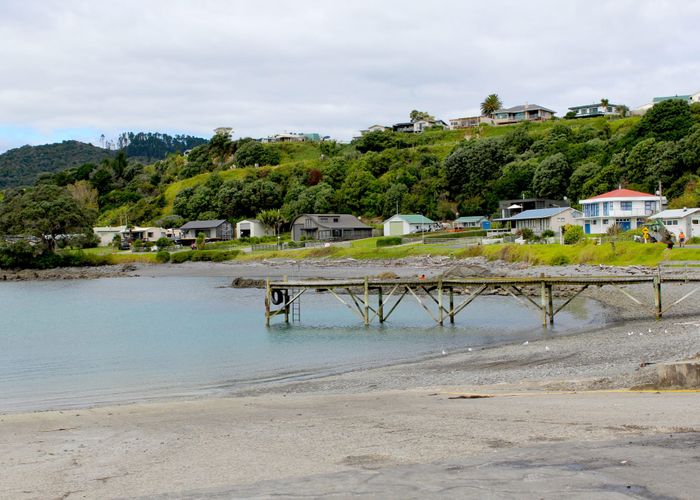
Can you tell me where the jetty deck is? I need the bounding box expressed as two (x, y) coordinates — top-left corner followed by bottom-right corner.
(264, 275), (700, 327)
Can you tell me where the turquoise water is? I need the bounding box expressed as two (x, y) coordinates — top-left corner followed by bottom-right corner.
(0, 277), (605, 412)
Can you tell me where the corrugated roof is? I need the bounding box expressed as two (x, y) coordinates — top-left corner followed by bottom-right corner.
(495, 104), (556, 114)
(653, 95), (691, 103)
(455, 216), (486, 223)
(180, 220), (228, 230)
(501, 207), (570, 221)
(389, 214), (436, 224)
(568, 103), (620, 110)
(588, 188), (655, 200)
(649, 208), (700, 219)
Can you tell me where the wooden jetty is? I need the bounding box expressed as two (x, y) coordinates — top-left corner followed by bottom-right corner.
(264, 275), (700, 327)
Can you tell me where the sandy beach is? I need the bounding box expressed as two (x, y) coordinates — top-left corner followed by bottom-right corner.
(2, 259), (700, 498)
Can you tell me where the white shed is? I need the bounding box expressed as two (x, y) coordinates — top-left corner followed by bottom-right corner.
(236, 219), (272, 238)
(649, 208), (700, 239)
(383, 214), (437, 236)
(93, 226), (127, 246)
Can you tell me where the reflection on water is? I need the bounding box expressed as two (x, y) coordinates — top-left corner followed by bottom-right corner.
(0, 277), (606, 411)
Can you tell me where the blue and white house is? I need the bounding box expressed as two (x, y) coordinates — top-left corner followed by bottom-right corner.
(578, 188), (665, 234)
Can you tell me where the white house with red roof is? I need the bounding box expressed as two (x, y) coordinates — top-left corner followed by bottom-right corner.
(578, 188), (666, 234)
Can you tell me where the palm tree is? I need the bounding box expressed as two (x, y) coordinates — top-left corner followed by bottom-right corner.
(600, 98), (610, 112)
(257, 209), (286, 237)
(481, 94), (503, 117)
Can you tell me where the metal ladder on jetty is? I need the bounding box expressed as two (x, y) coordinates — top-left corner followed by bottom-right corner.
(290, 288), (301, 322)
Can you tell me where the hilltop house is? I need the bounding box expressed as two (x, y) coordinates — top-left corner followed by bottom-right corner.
(577, 188), (665, 234)
(497, 207), (581, 234)
(453, 216), (490, 230)
(633, 91), (700, 114)
(235, 219), (272, 239)
(360, 125), (390, 135)
(392, 119), (448, 133)
(568, 102), (626, 118)
(649, 208), (700, 240)
(383, 214), (439, 236)
(290, 214), (372, 242)
(449, 116), (494, 129)
(492, 104), (556, 125)
(180, 220), (233, 242)
(498, 198), (569, 219)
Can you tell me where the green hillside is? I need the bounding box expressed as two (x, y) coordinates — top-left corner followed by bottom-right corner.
(2, 101), (700, 242)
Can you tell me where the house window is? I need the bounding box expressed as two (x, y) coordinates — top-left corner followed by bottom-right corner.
(603, 219), (609, 224)
(592, 220), (598, 225)
(644, 201), (655, 214)
(583, 204), (599, 217)
(603, 202), (610, 216)
(557, 218), (565, 222)
(621, 201), (632, 211)
(692, 220), (699, 225)
(333, 218), (339, 223)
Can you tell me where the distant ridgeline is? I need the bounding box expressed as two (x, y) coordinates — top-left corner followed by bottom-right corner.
(0, 132), (208, 188)
(0, 141), (115, 189)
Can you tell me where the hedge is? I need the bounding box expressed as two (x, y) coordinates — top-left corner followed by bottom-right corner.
(376, 237), (403, 247)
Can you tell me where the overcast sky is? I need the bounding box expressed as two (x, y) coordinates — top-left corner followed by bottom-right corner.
(1, 0), (699, 153)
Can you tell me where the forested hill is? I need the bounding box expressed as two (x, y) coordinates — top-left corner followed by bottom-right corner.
(0, 132), (208, 188)
(0, 141), (115, 189)
(119, 132), (208, 162)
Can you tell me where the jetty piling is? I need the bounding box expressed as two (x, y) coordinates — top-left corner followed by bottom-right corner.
(263, 275), (700, 327)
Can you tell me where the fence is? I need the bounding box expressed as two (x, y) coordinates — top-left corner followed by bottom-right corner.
(251, 240), (328, 252)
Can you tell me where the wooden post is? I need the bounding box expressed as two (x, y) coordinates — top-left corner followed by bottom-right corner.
(654, 276), (662, 319)
(438, 278), (444, 326)
(378, 286), (384, 323)
(449, 287), (455, 324)
(265, 278), (271, 327)
(363, 276), (370, 326)
(540, 279), (547, 327)
(547, 284), (554, 325)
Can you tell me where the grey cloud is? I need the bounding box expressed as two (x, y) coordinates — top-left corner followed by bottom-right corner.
(0, 0), (699, 151)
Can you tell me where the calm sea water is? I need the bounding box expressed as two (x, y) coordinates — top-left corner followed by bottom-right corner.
(0, 276), (605, 412)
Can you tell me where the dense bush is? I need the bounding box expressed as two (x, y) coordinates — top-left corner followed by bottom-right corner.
(549, 254), (571, 266)
(169, 249), (240, 263)
(541, 229), (555, 238)
(155, 249), (170, 263)
(563, 224), (584, 244)
(155, 236), (174, 248)
(0, 242), (112, 269)
(376, 237), (403, 247)
(517, 228), (535, 241)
